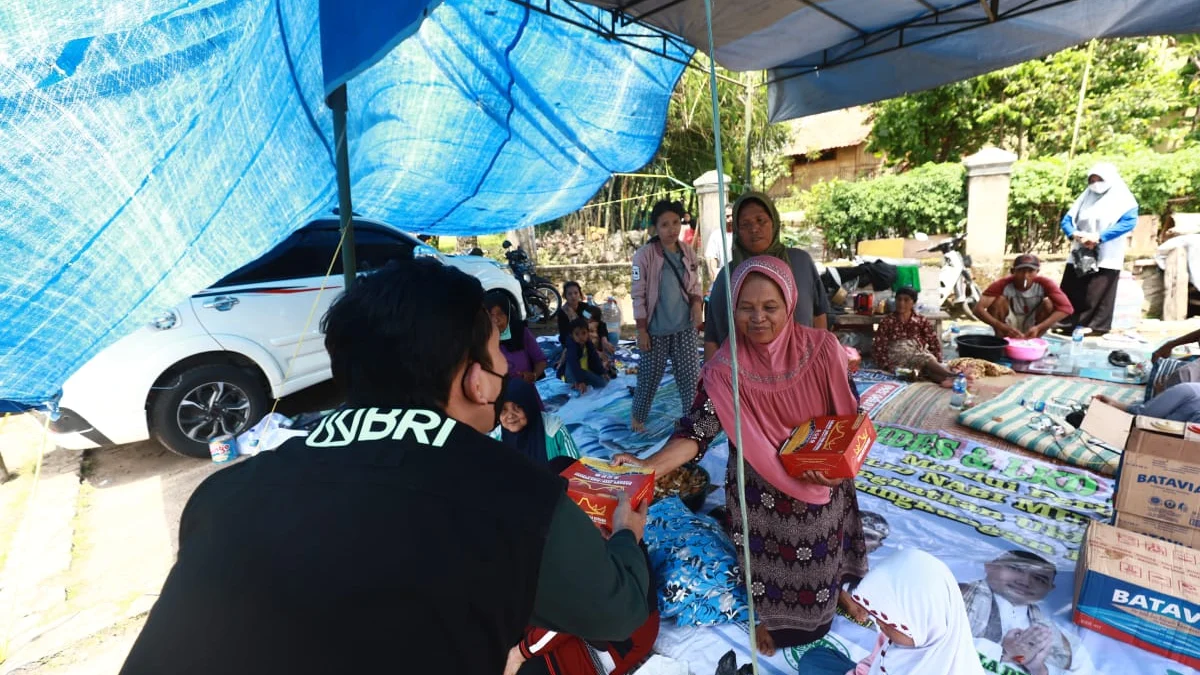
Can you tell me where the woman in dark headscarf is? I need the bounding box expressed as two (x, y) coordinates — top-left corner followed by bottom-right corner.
(704, 192), (829, 360)
(485, 292), (548, 385)
(493, 379), (580, 468)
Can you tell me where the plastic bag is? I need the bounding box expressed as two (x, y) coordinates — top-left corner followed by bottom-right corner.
(236, 412), (307, 456)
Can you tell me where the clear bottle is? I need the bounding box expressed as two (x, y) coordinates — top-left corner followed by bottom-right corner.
(944, 322), (962, 358)
(602, 296), (622, 329)
(1021, 398), (1074, 417)
(1067, 327), (1086, 367)
(949, 374), (968, 409)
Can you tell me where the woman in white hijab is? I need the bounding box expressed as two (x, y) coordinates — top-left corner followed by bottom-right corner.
(798, 549), (985, 675)
(1058, 163), (1139, 334)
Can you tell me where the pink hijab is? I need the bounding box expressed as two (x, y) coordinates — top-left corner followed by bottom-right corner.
(702, 256), (858, 505)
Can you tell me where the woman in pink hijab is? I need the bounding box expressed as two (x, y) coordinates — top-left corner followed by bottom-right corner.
(614, 255), (868, 656)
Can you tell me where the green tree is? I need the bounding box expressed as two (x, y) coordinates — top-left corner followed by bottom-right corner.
(649, 58), (790, 191)
(868, 37), (1193, 165)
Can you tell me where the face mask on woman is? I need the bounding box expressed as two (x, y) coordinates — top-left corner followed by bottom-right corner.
(1088, 181), (1110, 195)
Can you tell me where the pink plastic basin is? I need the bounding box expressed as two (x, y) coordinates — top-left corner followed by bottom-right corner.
(1005, 337), (1049, 362)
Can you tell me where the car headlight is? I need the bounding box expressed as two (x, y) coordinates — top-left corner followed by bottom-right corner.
(414, 244), (442, 260)
(150, 309), (178, 331)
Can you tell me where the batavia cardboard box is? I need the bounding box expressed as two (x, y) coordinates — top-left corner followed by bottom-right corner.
(778, 413), (876, 480)
(560, 457), (654, 532)
(1083, 401), (1200, 544)
(1074, 521), (1200, 669)
(1115, 511), (1200, 550)
(1115, 416), (1200, 532)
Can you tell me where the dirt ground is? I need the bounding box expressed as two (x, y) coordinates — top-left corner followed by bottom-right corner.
(0, 382), (340, 674)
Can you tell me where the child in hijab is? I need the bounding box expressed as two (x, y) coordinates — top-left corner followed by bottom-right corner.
(799, 549), (985, 675)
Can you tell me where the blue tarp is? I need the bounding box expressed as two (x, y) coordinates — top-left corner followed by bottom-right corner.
(0, 0), (688, 407)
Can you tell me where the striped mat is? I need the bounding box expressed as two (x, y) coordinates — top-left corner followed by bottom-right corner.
(956, 376), (1142, 476)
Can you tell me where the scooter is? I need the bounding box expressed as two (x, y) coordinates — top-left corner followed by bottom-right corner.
(502, 240), (562, 323)
(916, 232), (981, 316)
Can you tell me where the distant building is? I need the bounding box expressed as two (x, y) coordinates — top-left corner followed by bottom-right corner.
(767, 107), (883, 199)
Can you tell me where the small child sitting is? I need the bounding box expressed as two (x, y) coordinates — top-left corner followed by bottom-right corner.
(562, 318), (610, 394)
(589, 319), (619, 379)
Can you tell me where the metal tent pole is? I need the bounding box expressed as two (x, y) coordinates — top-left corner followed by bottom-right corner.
(327, 84), (358, 292)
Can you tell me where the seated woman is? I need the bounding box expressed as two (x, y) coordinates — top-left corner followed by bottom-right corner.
(799, 549), (984, 675)
(1095, 384), (1200, 424)
(562, 318), (610, 394)
(494, 379), (580, 470)
(486, 292), (548, 387)
(873, 286), (957, 387)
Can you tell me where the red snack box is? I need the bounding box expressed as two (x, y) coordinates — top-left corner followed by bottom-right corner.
(560, 457), (655, 532)
(778, 413), (877, 479)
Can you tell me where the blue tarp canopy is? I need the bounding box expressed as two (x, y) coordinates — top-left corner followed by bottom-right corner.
(5, 0), (1200, 408)
(575, 0), (1200, 121)
(0, 0), (688, 407)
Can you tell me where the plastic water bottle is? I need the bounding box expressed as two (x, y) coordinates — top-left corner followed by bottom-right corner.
(1021, 398), (1073, 417)
(1068, 327), (1086, 368)
(944, 321), (960, 349)
(602, 296), (622, 344)
(949, 374), (968, 410)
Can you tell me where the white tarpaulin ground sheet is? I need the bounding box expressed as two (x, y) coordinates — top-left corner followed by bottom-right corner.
(538, 360), (1197, 675)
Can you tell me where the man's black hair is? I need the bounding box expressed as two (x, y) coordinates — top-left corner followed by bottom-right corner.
(321, 259), (494, 409)
(569, 317), (591, 332)
(650, 200), (685, 227)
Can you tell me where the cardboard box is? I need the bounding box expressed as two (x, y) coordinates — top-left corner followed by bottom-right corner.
(1115, 511), (1200, 550)
(560, 457), (654, 532)
(1073, 521), (1200, 669)
(1085, 401), (1200, 542)
(778, 413), (876, 479)
(1116, 421), (1200, 531)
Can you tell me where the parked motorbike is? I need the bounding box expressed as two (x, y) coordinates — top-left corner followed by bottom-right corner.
(502, 240), (562, 324)
(916, 232), (981, 315)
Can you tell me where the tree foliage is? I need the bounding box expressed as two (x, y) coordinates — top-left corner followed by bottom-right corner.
(649, 60), (790, 191)
(800, 163), (967, 257)
(545, 59), (789, 236)
(867, 38), (1196, 166)
(803, 147), (1200, 256)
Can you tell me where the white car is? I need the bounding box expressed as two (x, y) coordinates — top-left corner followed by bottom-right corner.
(46, 217), (523, 458)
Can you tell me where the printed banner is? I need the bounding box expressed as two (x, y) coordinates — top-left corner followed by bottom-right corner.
(544, 375), (1197, 675)
(658, 425), (1196, 675)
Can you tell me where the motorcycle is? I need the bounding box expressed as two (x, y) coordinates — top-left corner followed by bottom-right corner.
(916, 232), (981, 316)
(502, 240), (562, 324)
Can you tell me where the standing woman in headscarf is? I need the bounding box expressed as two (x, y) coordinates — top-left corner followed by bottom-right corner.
(705, 192), (829, 360)
(1059, 163), (1139, 334)
(799, 549), (985, 675)
(614, 255), (867, 656)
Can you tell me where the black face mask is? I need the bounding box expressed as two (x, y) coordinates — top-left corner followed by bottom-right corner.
(464, 365), (508, 429)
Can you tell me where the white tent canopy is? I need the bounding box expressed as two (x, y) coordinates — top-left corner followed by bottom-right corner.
(571, 0), (1200, 121)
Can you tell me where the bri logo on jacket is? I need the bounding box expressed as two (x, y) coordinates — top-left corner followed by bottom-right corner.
(306, 408), (457, 448)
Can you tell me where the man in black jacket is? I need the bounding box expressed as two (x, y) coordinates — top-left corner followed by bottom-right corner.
(121, 259), (652, 675)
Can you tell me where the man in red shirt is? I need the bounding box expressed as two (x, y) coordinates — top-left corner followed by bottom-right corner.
(973, 254), (1074, 339)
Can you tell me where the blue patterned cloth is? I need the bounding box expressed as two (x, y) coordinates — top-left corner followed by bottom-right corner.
(644, 497), (749, 626)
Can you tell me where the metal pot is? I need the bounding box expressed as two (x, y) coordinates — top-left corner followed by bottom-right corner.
(955, 334), (1009, 362)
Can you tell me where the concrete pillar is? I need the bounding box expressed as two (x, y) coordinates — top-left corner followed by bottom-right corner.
(694, 169), (732, 260)
(962, 148), (1018, 266)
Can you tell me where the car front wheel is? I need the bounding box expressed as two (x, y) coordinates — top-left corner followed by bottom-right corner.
(149, 364), (269, 458)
